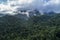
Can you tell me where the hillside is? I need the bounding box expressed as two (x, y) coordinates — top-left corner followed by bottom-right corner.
(0, 12), (60, 40)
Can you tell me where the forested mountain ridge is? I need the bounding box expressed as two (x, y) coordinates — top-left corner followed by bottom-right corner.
(0, 11), (60, 40)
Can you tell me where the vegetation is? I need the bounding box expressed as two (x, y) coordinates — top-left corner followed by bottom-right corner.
(0, 13), (60, 40)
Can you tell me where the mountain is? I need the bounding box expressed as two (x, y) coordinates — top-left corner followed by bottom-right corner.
(28, 10), (41, 17)
(14, 13), (28, 20)
(0, 14), (6, 17)
(0, 11), (60, 40)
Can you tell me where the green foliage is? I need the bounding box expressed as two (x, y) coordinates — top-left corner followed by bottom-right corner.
(0, 13), (60, 40)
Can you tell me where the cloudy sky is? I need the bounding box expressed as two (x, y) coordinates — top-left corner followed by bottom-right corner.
(0, 0), (60, 14)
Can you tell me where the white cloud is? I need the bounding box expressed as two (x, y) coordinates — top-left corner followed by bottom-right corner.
(0, 0), (33, 14)
(43, 0), (60, 12)
(44, 0), (60, 6)
(0, 0), (60, 15)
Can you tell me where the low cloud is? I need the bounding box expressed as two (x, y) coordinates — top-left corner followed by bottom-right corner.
(0, 0), (60, 14)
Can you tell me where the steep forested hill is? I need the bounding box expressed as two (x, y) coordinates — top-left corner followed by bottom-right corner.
(0, 13), (60, 40)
